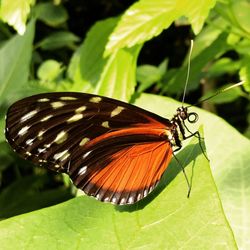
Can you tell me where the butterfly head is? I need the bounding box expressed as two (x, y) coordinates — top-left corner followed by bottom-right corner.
(176, 106), (198, 124)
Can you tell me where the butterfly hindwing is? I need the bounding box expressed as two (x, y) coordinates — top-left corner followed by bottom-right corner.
(5, 92), (173, 204)
(70, 137), (172, 204)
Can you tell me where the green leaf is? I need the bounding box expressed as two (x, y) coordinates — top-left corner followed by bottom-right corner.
(37, 31), (80, 50)
(0, 96), (237, 249)
(35, 2), (68, 27)
(67, 18), (118, 92)
(79, 18), (118, 86)
(37, 60), (63, 82)
(0, 0), (34, 35)
(135, 94), (250, 250)
(105, 0), (216, 55)
(231, 0), (250, 33)
(94, 45), (141, 101)
(67, 47), (94, 93)
(0, 20), (34, 103)
(185, 16), (228, 60)
(0, 20), (35, 142)
(206, 58), (240, 78)
(137, 60), (167, 92)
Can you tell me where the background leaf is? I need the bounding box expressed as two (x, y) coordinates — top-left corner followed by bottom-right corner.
(34, 2), (68, 27)
(67, 18), (119, 92)
(37, 60), (63, 82)
(36, 31), (80, 51)
(105, 0), (216, 55)
(94, 45), (141, 101)
(0, 20), (35, 141)
(0, 0), (34, 35)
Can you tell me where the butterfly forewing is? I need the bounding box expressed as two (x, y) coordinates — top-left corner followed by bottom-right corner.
(5, 92), (174, 205)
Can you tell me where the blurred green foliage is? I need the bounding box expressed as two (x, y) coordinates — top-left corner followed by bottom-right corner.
(0, 0), (249, 249)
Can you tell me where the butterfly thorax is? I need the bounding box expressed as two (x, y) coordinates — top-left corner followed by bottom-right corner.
(167, 106), (198, 150)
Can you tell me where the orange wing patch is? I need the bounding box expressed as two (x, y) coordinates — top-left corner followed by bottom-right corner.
(82, 141), (172, 205)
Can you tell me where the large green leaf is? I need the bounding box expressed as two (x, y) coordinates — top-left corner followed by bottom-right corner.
(94, 45), (141, 101)
(105, 0), (216, 55)
(135, 94), (250, 250)
(0, 0), (34, 35)
(67, 18), (119, 92)
(0, 96), (236, 249)
(79, 18), (118, 85)
(0, 20), (35, 141)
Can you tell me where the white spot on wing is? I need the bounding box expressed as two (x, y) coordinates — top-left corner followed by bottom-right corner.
(104, 197), (109, 202)
(120, 198), (126, 205)
(39, 159), (47, 163)
(75, 106), (87, 113)
(25, 151), (32, 156)
(26, 138), (35, 145)
(101, 121), (110, 128)
(83, 151), (91, 158)
(53, 150), (70, 161)
(137, 193), (142, 201)
(111, 106), (125, 117)
(54, 131), (68, 144)
(38, 98), (49, 102)
(38, 130), (45, 140)
(59, 96), (77, 100)
(78, 166), (87, 175)
(112, 197), (117, 204)
(37, 148), (46, 153)
(21, 110), (38, 122)
(89, 96), (102, 103)
(128, 196), (134, 204)
(67, 113), (83, 123)
(41, 115), (53, 122)
(18, 126), (30, 136)
(51, 101), (65, 109)
(79, 137), (90, 146)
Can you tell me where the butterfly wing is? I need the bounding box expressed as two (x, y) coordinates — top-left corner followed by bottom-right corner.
(70, 135), (172, 204)
(5, 92), (173, 204)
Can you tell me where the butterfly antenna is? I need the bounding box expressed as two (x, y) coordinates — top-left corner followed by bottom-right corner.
(181, 40), (194, 106)
(187, 81), (245, 108)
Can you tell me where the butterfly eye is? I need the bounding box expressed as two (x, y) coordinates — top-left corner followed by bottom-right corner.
(188, 112), (198, 123)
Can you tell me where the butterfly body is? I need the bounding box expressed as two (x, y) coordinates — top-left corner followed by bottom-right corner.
(5, 92), (197, 205)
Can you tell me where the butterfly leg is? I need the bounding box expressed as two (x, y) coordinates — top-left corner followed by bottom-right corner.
(172, 153), (191, 198)
(183, 129), (209, 161)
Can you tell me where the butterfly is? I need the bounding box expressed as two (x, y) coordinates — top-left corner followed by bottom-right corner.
(5, 92), (199, 205)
